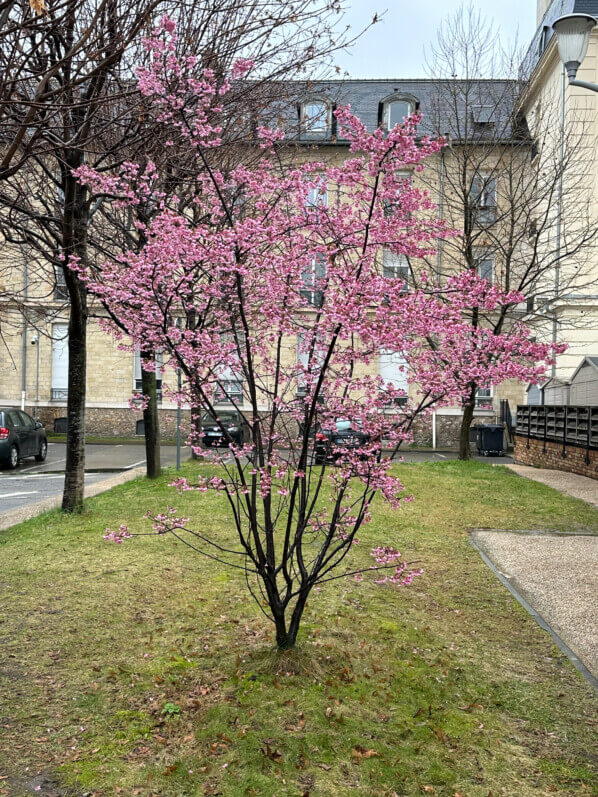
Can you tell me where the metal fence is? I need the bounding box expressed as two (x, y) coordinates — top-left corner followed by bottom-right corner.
(516, 405), (598, 458)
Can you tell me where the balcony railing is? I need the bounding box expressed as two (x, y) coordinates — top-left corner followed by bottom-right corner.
(51, 388), (68, 400)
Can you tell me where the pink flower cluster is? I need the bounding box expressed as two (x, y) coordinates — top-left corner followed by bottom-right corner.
(370, 546), (423, 585)
(103, 524), (133, 544)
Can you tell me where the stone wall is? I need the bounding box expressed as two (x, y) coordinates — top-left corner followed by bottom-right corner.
(514, 433), (598, 480)
(32, 402), (503, 449)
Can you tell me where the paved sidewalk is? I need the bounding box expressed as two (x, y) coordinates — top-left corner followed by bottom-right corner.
(0, 467), (145, 531)
(470, 529), (598, 685)
(506, 463), (598, 508)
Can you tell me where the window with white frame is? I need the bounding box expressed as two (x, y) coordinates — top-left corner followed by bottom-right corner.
(382, 249), (409, 292)
(51, 323), (69, 401)
(134, 350), (163, 401)
(474, 386), (493, 409)
(214, 332), (245, 404)
(383, 98), (414, 131)
(301, 253), (326, 307)
(305, 174), (328, 209)
(296, 329), (325, 396)
(473, 248), (494, 283)
(301, 100), (331, 137)
(384, 170), (411, 216)
(379, 349), (408, 405)
(54, 264), (68, 301)
(470, 172), (497, 225)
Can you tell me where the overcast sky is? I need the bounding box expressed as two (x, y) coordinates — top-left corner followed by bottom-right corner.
(333, 0), (538, 78)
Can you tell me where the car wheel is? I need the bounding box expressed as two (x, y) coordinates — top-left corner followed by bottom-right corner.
(7, 445), (18, 469)
(35, 440), (47, 462)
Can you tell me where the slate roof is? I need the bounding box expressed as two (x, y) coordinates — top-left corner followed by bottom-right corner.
(275, 77), (519, 143)
(522, 0), (598, 77)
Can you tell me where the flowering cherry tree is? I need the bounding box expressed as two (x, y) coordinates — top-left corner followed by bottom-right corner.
(74, 20), (559, 650)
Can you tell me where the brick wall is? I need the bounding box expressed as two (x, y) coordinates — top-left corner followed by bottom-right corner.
(514, 433), (598, 480)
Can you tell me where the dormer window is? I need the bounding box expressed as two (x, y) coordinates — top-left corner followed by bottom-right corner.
(301, 100), (331, 137)
(472, 105), (493, 126)
(383, 98), (414, 131)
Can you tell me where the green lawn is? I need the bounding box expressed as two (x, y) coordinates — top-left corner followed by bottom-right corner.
(0, 460), (597, 796)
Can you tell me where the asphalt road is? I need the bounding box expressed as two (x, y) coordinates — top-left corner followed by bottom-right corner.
(0, 442), (512, 516)
(0, 443), (192, 515)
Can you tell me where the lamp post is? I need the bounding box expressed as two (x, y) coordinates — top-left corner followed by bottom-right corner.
(553, 14), (598, 91)
(31, 334), (40, 421)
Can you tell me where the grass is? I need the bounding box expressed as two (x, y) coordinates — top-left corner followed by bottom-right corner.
(0, 460), (597, 796)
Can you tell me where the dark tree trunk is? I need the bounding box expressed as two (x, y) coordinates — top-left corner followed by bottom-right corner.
(141, 360), (161, 478)
(61, 160), (89, 513)
(458, 386), (477, 461)
(62, 282), (87, 512)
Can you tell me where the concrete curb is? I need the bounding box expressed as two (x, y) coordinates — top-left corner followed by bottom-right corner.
(469, 530), (598, 691)
(0, 467), (146, 532)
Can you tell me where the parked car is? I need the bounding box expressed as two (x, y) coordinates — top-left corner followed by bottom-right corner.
(0, 408), (47, 469)
(313, 418), (379, 464)
(201, 410), (250, 448)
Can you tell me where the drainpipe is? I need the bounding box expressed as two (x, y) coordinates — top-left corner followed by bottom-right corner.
(20, 257), (28, 410)
(436, 145), (446, 285)
(552, 67), (565, 377)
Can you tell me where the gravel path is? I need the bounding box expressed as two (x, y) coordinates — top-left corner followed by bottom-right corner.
(505, 464), (598, 508)
(470, 529), (598, 681)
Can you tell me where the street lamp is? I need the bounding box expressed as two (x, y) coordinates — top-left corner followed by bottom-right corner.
(553, 14), (598, 90)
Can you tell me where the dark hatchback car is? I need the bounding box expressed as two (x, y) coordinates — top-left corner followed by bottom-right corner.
(0, 408), (47, 469)
(313, 419), (379, 465)
(201, 410), (251, 448)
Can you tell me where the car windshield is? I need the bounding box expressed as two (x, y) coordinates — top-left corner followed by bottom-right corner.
(335, 419), (352, 431)
(202, 412), (239, 425)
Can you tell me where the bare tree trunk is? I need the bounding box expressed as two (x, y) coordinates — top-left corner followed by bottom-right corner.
(458, 386), (477, 461)
(141, 360), (161, 478)
(61, 164), (89, 513)
(62, 283), (87, 512)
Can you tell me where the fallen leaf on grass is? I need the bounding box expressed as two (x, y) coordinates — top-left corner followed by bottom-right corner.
(351, 745), (378, 763)
(261, 743), (282, 762)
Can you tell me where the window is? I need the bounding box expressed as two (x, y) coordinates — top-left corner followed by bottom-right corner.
(214, 332), (244, 405)
(134, 350), (163, 402)
(18, 411), (35, 429)
(51, 323), (68, 401)
(382, 249), (409, 292)
(472, 105), (493, 126)
(301, 253), (326, 307)
(384, 170), (411, 216)
(473, 249), (494, 283)
(296, 329), (325, 396)
(475, 387), (493, 409)
(537, 26), (550, 58)
(215, 378), (243, 404)
(383, 99), (413, 130)
(379, 350), (408, 405)
(54, 265), (68, 301)
(301, 100), (330, 137)
(305, 174), (328, 209)
(470, 173), (497, 226)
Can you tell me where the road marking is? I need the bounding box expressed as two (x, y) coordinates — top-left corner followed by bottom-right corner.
(19, 458), (66, 473)
(127, 460), (146, 469)
(0, 474), (64, 480)
(1, 491), (39, 498)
